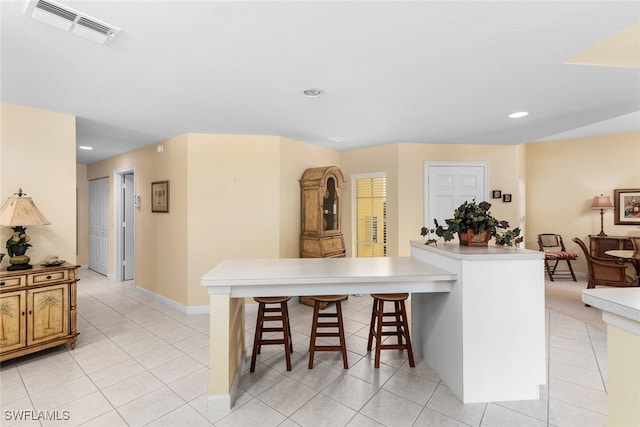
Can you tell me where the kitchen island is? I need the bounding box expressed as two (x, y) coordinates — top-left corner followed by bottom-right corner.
(201, 242), (545, 409)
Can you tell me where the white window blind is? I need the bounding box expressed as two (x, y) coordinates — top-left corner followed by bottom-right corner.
(351, 173), (387, 257)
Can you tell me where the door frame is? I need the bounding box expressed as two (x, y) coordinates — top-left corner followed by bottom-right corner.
(423, 161), (488, 229)
(113, 166), (136, 282)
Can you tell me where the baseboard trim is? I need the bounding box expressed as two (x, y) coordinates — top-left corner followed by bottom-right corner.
(134, 285), (207, 315)
(207, 350), (244, 411)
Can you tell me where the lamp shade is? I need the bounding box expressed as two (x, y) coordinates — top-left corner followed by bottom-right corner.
(0, 191), (50, 227)
(591, 195), (613, 210)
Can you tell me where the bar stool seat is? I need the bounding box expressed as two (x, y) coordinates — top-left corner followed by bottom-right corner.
(250, 296), (293, 372)
(308, 295), (349, 369)
(367, 293), (415, 368)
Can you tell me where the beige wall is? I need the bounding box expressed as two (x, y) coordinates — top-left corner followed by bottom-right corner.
(7, 100), (637, 309)
(186, 134), (281, 307)
(525, 132), (640, 273)
(86, 135), (189, 305)
(0, 103), (76, 268)
(341, 143), (525, 257)
(86, 133), (340, 307)
(76, 164), (89, 266)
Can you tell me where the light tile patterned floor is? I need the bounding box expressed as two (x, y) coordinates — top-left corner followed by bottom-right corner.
(0, 269), (608, 426)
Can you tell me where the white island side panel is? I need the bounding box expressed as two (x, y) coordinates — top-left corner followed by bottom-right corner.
(410, 240), (546, 403)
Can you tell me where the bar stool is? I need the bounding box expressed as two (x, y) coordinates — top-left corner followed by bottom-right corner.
(367, 293), (415, 368)
(250, 296), (293, 372)
(308, 295), (349, 369)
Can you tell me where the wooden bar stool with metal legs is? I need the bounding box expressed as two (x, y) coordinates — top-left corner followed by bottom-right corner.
(308, 295), (349, 369)
(250, 296), (293, 372)
(367, 293), (415, 368)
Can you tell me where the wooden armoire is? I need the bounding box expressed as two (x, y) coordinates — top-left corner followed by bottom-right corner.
(300, 166), (346, 258)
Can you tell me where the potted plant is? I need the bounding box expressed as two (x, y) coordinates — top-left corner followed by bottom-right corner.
(421, 200), (522, 247)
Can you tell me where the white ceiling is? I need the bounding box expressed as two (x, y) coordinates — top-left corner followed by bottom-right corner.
(2, 1), (639, 165)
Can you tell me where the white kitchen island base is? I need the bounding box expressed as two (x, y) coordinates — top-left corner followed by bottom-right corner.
(201, 242), (546, 409)
(410, 240), (546, 403)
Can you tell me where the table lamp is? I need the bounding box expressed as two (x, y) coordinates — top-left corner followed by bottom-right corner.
(591, 194), (614, 237)
(0, 189), (50, 270)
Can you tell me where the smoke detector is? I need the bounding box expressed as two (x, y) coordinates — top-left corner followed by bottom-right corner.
(25, 0), (120, 45)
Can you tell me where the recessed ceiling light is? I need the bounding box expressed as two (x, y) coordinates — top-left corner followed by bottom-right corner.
(78, 146), (93, 150)
(508, 111), (529, 118)
(303, 88), (324, 98)
(328, 137), (346, 143)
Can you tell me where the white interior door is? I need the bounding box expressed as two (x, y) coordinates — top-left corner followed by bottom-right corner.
(424, 162), (488, 230)
(89, 177), (109, 275)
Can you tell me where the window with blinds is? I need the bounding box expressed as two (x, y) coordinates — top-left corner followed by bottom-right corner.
(351, 173), (387, 257)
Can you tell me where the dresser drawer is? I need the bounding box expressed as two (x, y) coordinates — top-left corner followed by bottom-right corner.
(0, 275), (25, 290)
(28, 269), (69, 286)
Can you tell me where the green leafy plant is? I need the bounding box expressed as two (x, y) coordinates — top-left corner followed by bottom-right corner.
(420, 226), (439, 246)
(6, 228), (31, 257)
(422, 200), (523, 246)
(493, 227), (523, 246)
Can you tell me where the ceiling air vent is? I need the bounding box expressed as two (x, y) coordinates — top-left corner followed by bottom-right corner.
(26, 0), (120, 45)
(31, 0), (76, 31)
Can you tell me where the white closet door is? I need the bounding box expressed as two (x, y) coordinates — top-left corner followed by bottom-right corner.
(89, 177), (109, 275)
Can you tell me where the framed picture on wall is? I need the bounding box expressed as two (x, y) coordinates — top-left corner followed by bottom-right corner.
(151, 180), (169, 213)
(502, 193), (512, 203)
(613, 188), (640, 225)
(492, 190), (502, 199)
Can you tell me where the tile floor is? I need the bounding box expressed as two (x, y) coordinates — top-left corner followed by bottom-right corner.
(0, 269), (608, 426)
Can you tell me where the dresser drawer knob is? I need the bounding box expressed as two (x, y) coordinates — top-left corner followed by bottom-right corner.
(0, 281), (5, 286)
(46, 275), (52, 279)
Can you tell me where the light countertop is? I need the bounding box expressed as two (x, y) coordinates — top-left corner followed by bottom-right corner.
(582, 287), (640, 323)
(201, 256), (457, 297)
(410, 240), (544, 260)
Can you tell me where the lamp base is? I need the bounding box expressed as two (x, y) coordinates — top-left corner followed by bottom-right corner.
(597, 210), (607, 237)
(7, 264), (33, 271)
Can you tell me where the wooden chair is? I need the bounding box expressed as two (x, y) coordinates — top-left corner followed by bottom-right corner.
(538, 234), (578, 281)
(572, 237), (637, 290)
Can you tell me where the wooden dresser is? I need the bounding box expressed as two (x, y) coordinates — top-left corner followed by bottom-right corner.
(0, 263), (79, 362)
(589, 235), (633, 258)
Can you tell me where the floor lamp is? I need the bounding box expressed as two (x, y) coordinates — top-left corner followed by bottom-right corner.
(591, 194), (614, 237)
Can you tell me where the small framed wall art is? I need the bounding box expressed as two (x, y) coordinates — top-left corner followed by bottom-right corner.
(492, 190), (502, 199)
(502, 193), (512, 203)
(613, 188), (640, 225)
(151, 180), (170, 213)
